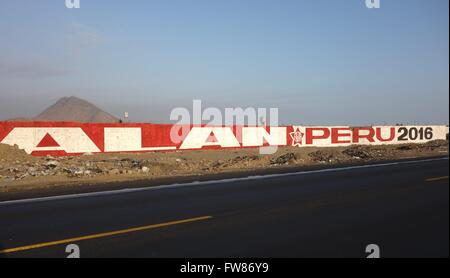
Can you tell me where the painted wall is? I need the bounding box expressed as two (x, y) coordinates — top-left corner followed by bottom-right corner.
(0, 122), (447, 156)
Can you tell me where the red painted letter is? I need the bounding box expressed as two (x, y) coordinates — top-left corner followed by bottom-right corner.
(306, 128), (331, 145)
(352, 127), (375, 143)
(376, 127), (395, 142)
(332, 128), (352, 144)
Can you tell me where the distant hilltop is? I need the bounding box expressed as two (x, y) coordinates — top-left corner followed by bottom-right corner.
(8, 96), (120, 123)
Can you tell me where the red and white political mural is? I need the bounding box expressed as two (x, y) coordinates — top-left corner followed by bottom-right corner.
(0, 122), (447, 156)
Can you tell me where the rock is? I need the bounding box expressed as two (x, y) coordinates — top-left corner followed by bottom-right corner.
(27, 167), (37, 172)
(231, 155), (259, 164)
(59, 167), (85, 177)
(90, 167), (104, 174)
(82, 152), (94, 156)
(15, 173), (29, 180)
(342, 147), (371, 159)
(46, 160), (60, 168)
(131, 160), (140, 168)
(74, 169), (84, 176)
(271, 153), (296, 165)
(62, 168), (74, 174)
(141, 166), (150, 173)
(108, 169), (120, 175)
(308, 151), (334, 163)
(45, 155), (55, 161)
(397, 145), (414, 151)
(424, 140), (448, 150)
(211, 160), (223, 169)
(27, 167), (38, 176)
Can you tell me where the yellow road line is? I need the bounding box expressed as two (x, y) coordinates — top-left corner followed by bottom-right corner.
(425, 176), (449, 182)
(0, 215), (212, 254)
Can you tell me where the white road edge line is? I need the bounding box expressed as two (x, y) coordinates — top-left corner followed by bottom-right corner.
(0, 157), (448, 206)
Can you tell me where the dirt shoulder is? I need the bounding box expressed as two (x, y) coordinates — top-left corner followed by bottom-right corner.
(0, 140), (448, 195)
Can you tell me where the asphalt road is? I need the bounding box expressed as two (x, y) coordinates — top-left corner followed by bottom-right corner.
(0, 157), (448, 258)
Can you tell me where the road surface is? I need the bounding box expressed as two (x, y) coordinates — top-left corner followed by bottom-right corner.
(0, 157), (448, 258)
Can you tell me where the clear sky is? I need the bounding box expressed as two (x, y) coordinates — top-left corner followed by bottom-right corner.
(0, 0), (448, 125)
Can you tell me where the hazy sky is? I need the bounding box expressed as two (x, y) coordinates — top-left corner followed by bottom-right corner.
(0, 0), (448, 125)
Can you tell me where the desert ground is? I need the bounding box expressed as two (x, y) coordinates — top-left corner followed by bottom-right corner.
(0, 140), (447, 193)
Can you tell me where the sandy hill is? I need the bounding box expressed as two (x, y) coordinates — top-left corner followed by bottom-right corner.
(34, 96), (119, 123)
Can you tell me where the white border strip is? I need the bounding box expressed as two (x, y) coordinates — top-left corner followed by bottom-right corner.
(0, 157), (448, 206)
